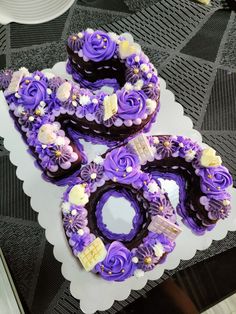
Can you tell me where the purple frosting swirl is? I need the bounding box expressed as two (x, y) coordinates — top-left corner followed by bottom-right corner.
(18, 72), (48, 110)
(117, 89), (147, 120)
(197, 166), (232, 196)
(94, 241), (135, 281)
(82, 30), (116, 62)
(103, 146), (141, 184)
(70, 232), (95, 254)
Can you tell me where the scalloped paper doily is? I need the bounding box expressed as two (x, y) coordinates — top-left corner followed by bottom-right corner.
(0, 62), (235, 314)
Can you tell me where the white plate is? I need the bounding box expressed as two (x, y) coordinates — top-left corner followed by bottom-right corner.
(0, 0), (74, 25)
(0, 61), (235, 314)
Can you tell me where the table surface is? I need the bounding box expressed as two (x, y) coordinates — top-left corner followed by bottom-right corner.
(0, 0), (236, 313)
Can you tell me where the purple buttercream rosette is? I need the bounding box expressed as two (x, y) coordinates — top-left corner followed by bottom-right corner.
(95, 241), (136, 281)
(82, 30), (116, 62)
(103, 146), (141, 184)
(117, 89), (147, 120)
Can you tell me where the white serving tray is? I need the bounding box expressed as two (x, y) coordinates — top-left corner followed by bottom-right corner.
(0, 0), (74, 25)
(0, 61), (235, 314)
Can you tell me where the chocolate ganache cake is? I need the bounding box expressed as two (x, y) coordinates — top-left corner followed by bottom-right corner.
(66, 29), (160, 142)
(61, 134), (232, 281)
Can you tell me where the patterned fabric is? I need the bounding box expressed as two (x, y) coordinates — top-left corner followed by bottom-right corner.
(0, 1), (236, 313)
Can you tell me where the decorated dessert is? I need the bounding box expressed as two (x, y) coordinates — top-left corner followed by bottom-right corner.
(66, 29), (160, 142)
(61, 134), (232, 281)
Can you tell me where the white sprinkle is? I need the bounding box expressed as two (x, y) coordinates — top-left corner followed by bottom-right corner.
(134, 56), (140, 62)
(72, 100), (77, 107)
(134, 269), (144, 278)
(47, 88), (52, 95)
(147, 73), (152, 79)
(77, 229), (84, 236)
(71, 209), (77, 216)
(132, 257), (139, 264)
(153, 137), (159, 144)
(28, 116), (35, 122)
(77, 32), (83, 38)
(90, 173), (97, 180)
(34, 75), (41, 81)
(92, 98), (98, 104)
(140, 64), (149, 72)
(179, 143), (184, 147)
(40, 101), (46, 106)
(126, 166), (133, 173)
(41, 144), (47, 149)
(15, 92), (21, 98)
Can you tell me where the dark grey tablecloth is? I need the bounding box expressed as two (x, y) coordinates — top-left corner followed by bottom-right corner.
(0, 1), (236, 313)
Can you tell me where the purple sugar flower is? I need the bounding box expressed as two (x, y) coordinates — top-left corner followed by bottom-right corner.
(0, 69), (13, 90)
(200, 196), (231, 220)
(80, 162), (104, 183)
(149, 196), (174, 218)
(40, 142), (78, 172)
(135, 244), (159, 271)
(63, 209), (88, 233)
(154, 136), (180, 159)
(18, 110), (49, 132)
(48, 76), (65, 93)
(70, 232), (95, 254)
(143, 232), (175, 253)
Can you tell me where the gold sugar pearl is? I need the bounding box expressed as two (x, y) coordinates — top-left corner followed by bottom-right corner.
(116, 168), (119, 172)
(103, 45), (107, 49)
(55, 150), (62, 158)
(144, 257), (152, 265)
(103, 38), (107, 42)
(208, 174), (213, 179)
(121, 269), (125, 273)
(113, 177), (117, 182)
(148, 83), (153, 88)
(35, 109), (41, 115)
(69, 219), (73, 223)
(133, 68), (139, 74)
(123, 173), (126, 177)
(159, 206), (164, 211)
(217, 187), (221, 190)
(72, 94), (77, 100)
(72, 35), (77, 40)
(108, 271), (112, 275)
(163, 141), (171, 147)
(25, 79), (30, 84)
(96, 34), (101, 39)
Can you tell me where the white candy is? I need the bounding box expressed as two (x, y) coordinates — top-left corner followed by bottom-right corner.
(140, 64), (149, 72)
(126, 166), (133, 173)
(34, 75), (41, 81)
(77, 229), (84, 236)
(28, 116), (35, 122)
(71, 209), (77, 216)
(132, 257), (139, 264)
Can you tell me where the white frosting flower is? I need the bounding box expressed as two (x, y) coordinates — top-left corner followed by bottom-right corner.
(56, 82), (72, 102)
(68, 184), (89, 206)
(146, 99), (157, 114)
(200, 147), (222, 167)
(61, 202), (71, 214)
(147, 181), (159, 193)
(124, 82), (133, 91)
(140, 64), (149, 72)
(118, 34), (141, 59)
(185, 150), (196, 162)
(153, 242), (164, 258)
(134, 269), (144, 278)
(79, 95), (91, 106)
